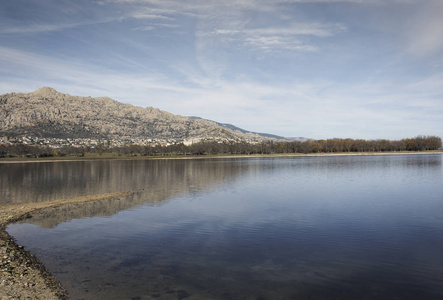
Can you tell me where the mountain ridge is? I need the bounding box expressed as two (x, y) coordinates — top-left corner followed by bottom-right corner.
(188, 116), (309, 142)
(0, 87), (289, 142)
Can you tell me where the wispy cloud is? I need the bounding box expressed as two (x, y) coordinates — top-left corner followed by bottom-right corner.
(2, 0), (443, 139)
(1, 24), (71, 34)
(404, 0), (443, 57)
(131, 22), (180, 31)
(2, 42), (441, 139)
(210, 23), (345, 52)
(0, 20), (113, 34)
(244, 36), (317, 52)
(129, 13), (174, 20)
(247, 23), (346, 37)
(0, 46), (196, 103)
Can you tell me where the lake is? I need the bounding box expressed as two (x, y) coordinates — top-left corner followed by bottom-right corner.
(4, 155), (443, 300)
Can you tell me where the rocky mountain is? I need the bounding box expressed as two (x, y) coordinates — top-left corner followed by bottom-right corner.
(0, 87), (277, 141)
(189, 116), (288, 140)
(189, 116), (309, 142)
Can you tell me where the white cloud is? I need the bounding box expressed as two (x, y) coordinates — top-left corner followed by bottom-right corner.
(129, 13), (174, 20)
(1, 43), (441, 139)
(0, 46), (195, 103)
(0, 21), (111, 34)
(1, 24), (69, 34)
(209, 23), (345, 52)
(131, 26), (155, 31)
(2, 0), (443, 139)
(404, 1), (443, 57)
(343, 0), (443, 59)
(92, 0), (346, 55)
(244, 36), (318, 52)
(247, 23), (346, 37)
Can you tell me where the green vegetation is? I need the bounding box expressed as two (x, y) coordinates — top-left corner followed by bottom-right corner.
(0, 136), (441, 159)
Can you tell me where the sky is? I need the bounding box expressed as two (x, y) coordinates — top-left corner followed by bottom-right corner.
(1, 0), (443, 140)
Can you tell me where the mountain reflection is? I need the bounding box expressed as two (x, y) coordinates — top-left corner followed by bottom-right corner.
(6, 154), (443, 300)
(2, 155), (441, 228)
(2, 159), (262, 227)
(1, 159), (245, 204)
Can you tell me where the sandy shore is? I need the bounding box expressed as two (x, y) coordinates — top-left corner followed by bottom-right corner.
(0, 192), (131, 299)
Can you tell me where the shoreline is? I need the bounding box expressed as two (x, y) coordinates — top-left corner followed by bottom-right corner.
(0, 192), (132, 299)
(1, 150), (442, 164)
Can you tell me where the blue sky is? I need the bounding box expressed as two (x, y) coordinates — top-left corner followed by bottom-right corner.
(1, 0), (443, 140)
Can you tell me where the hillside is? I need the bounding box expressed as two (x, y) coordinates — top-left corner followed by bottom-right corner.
(189, 116), (309, 142)
(0, 87), (271, 141)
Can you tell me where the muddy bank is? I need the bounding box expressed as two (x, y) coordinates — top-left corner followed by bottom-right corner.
(0, 192), (131, 299)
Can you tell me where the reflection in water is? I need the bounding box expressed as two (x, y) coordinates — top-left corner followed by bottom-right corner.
(1, 158), (255, 205)
(2, 158), (269, 227)
(5, 155), (443, 300)
(2, 155), (441, 206)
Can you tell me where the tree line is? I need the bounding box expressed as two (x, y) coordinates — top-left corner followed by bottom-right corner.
(0, 136), (441, 158)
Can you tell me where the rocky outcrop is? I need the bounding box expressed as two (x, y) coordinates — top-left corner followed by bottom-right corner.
(0, 87), (265, 141)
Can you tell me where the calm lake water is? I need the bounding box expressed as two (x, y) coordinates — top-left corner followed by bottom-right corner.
(4, 155), (443, 300)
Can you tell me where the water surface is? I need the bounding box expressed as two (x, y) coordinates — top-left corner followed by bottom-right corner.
(6, 155), (443, 299)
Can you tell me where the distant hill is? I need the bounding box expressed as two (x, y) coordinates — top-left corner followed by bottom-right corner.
(0, 87), (290, 141)
(189, 116), (309, 142)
